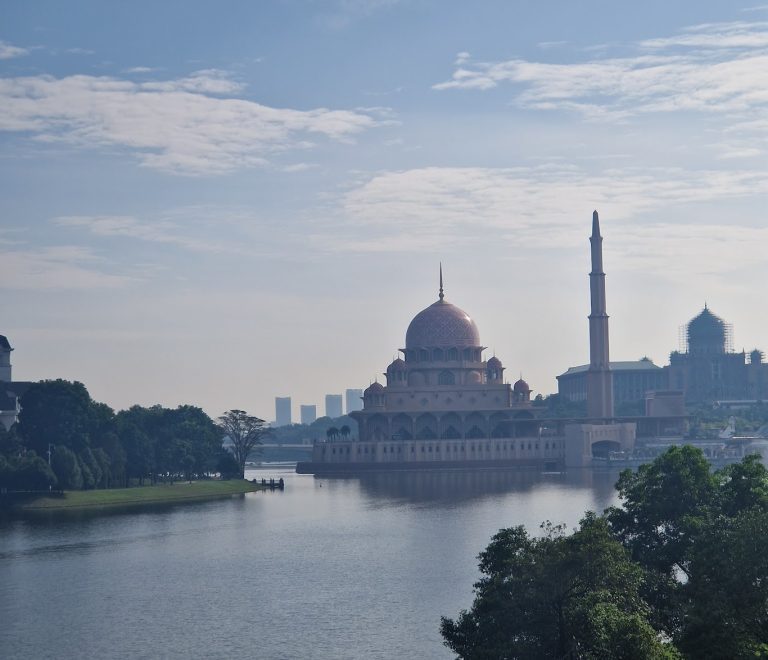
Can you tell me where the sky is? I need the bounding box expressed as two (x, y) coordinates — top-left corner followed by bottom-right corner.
(2, 1), (768, 422)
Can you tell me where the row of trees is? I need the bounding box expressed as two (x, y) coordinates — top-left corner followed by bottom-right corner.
(0, 379), (269, 493)
(441, 446), (768, 659)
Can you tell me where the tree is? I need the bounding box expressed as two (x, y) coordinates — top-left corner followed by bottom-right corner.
(441, 513), (677, 659)
(216, 410), (268, 478)
(51, 446), (83, 490)
(18, 380), (94, 455)
(326, 426), (339, 441)
(677, 508), (768, 659)
(340, 425), (351, 440)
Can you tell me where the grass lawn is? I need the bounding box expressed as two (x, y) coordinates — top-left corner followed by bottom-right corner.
(17, 479), (262, 510)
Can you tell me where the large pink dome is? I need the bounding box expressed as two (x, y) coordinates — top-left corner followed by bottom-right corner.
(405, 299), (480, 348)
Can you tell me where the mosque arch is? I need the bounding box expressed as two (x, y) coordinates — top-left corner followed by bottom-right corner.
(367, 414), (389, 442)
(447, 347), (459, 361)
(415, 413), (438, 440)
(438, 370), (456, 385)
(433, 348), (444, 361)
(464, 412), (487, 439)
(490, 412), (512, 438)
(392, 413), (413, 441)
(440, 412), (462, 439)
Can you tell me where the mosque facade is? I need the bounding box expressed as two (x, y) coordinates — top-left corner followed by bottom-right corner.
(296, 212), (636, 473)
(297, 272), (561, 472)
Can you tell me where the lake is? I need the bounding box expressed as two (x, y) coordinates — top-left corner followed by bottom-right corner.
(0, 465), (622, 659)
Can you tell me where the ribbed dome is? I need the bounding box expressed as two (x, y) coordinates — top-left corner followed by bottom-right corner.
(405, 299), (480, 349)
(487, 356), (502, 368)
(513, 378), (530, 393)
(365, 381), (384, 395)
(388, 358), (406, 370)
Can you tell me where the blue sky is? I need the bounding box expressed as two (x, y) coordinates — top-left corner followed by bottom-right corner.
(2, 1), (768, 421)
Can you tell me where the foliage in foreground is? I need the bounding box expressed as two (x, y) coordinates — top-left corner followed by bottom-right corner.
(442, 447), (768, 659)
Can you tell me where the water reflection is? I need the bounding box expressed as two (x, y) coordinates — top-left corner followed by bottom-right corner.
(0, 465), (624, 660)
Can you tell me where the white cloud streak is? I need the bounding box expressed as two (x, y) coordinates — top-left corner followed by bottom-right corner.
(0, 245), (136, 290)
(434, 21), (768, 121)
(322, 165), (768, 279)
(0, 40), (29, 60)
(0, 71), (379, 175)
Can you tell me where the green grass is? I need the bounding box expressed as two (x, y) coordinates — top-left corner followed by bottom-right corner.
(18, 480), (262, 510)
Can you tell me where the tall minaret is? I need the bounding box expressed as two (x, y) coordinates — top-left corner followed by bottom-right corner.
(586, 211), (614, 419)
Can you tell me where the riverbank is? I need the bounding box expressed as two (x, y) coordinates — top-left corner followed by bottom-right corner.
(6, 479), (262, 511)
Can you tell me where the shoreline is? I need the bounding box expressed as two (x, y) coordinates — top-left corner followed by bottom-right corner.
(4, 479), (263, 511)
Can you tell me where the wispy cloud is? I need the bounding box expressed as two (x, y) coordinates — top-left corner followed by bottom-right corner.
(0, 71), (379, 175)
(434, 21), (768, 122)
(53, 207), (297, 257)
(0, 40), (29, 60)
(0, 245), (136, 290)
(319, 165), (768, 280)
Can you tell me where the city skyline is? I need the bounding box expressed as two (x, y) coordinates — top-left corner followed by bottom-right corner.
(2, 2), (768, 420)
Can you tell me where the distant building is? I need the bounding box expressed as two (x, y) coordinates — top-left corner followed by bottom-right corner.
(275, 397), (292, 427)
(300, 404), (317, 425)
(345, 388), (363, 414)
(325, 394), (343, 419)
(558, 359), (667, 406)
(0, 334), (31, 431)
(667, 306), (768, 404)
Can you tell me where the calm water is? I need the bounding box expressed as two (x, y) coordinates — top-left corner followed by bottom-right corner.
(0, 466), (622, 659)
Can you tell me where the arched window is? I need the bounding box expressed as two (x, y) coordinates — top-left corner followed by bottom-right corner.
(438, 370), (455, 385)
(433, 348), (444, 361)
(419, 349), (429, 361)
(448, 348), (459, 361)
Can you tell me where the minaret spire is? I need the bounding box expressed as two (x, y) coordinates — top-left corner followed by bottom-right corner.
(439, 262), (444, 301)
(586, 210), (614, 419)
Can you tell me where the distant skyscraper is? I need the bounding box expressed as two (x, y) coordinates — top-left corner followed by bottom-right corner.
(275, 396), (292, 427)
(300, 404), (317, 425)
(345, 388), (363, 414)
(325, 394), (343, 418)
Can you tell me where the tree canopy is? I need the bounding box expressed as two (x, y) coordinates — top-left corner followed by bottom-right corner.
(443, 447), (768, 659)
(2, 379), (232, 493)
(216, 409), (269, 478)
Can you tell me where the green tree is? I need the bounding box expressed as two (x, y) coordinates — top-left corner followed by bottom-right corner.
(678, 508), (768, 659)
(441, 513), (677, 659)
(606, 445), (717, 578)
(216, 410), (268, 478)
(50, 446), (83, 490)
(340, 425), (351, 440)
(18, 380), (94, 455)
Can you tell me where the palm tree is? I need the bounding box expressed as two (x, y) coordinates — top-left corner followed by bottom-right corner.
(326, 426), (340, 441)
(340, 425), (351, 440)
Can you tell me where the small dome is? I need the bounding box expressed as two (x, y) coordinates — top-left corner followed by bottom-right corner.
(513, 378), (530, 393)
(406, 299), (480, 348)
(388, 358), (406, 371)
(365, 382), (385, 395)
(487, 356), (502, 368)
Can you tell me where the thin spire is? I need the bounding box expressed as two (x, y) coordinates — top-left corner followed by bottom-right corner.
(439, 262), (444, 301)
(591, 210), (601, 238)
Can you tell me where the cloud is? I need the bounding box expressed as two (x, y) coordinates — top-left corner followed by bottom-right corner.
(53, 207), (296, 257)
(319, 165), (768, 279)
(0, 245), (136, 290)
(0, 71), (379, 175)
(433, 21), (768, 122)
(123, 66), (156, 74)
(0, 40), (29, 60)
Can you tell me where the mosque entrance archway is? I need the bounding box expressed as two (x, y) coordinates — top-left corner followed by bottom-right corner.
(591, 440), (621, 459)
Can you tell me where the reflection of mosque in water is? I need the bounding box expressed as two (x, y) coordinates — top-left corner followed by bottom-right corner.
(351, 468), (621, 509)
